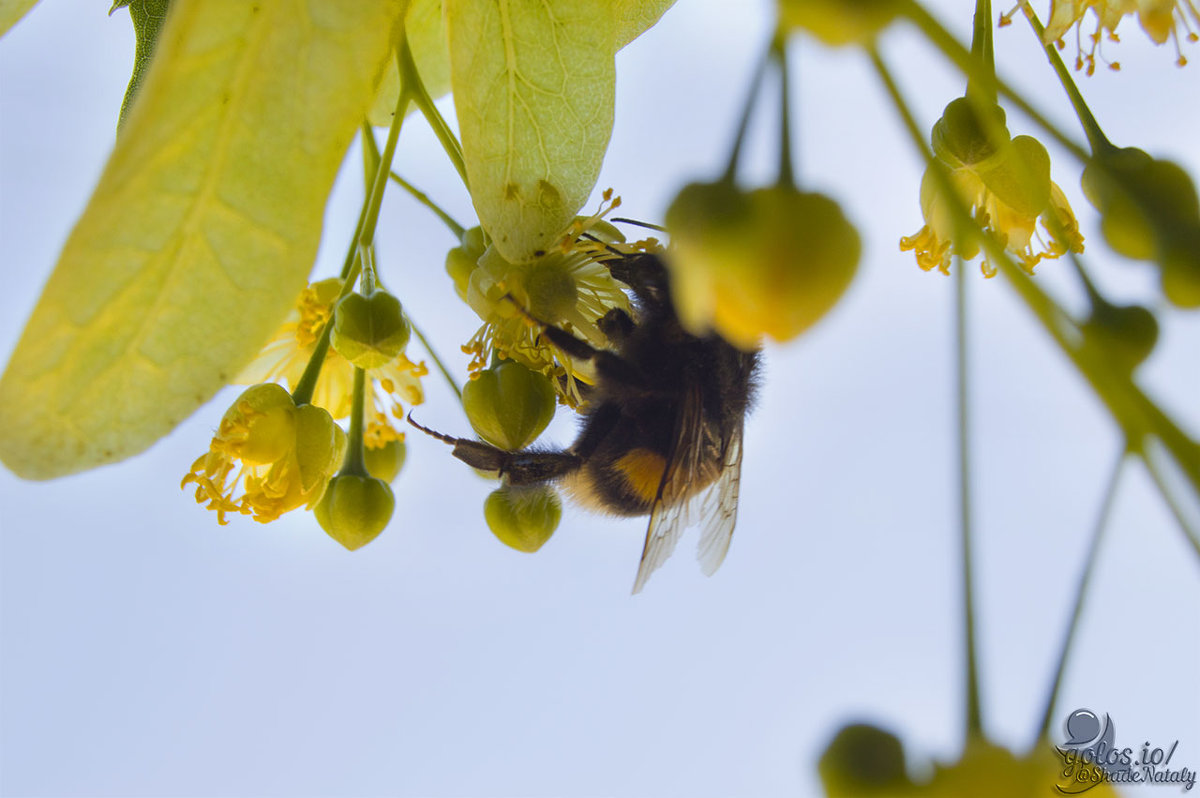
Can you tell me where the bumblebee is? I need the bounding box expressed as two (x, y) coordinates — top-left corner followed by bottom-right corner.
(412, 251), (759, 592)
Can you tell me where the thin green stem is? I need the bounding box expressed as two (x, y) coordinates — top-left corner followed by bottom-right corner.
(342, 367), (368, 476)
(872, 48), (983, 740)
(955, 248), (983, 740)
(389, 171), (466, 238)
(1142, 448), (1200, 561)
(968, 0), (996, 102)
(773, 34), (795, 188)
(409, 316), (462, 401)
(722, 37), (773, 183)
(1019, 4), (1114, 154)
(398, 34), (468, 189)
(362, 121), (380, 190)
(903, 1), (1091, 164)
(1035, 450), (1127, 743)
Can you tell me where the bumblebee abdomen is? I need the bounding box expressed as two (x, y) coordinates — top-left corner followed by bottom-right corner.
(563, 447), (665, 517)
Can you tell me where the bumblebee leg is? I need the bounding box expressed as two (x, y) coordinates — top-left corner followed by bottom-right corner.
(597, 307), (635, 344)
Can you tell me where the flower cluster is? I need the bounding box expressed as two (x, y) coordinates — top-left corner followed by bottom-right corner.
(457, 191), (643, 407)
(1002, 1), (1200, 73)
(901, 99), (1084, 276)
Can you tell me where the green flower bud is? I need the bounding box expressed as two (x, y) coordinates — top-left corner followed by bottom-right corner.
(330, 291), (412, 369)
(1080, 302), (1159, 373)
(818, 723), (911, 797)
(446, 226), (487, 301)
(462, 359), (556, 450)
(778, 0), (904, 46)
(483, 484), (562, 553)
(314, 474), (395, 551)
(666, 182), (861, 349)
(1082, 147), (1200, 272)
(364, 438), (407, 483)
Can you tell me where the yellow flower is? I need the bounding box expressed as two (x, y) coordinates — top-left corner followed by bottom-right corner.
(236, 277), (428, 441)
(901, 101), (1083, 277)
(1009, 0), (1200, 72)
(460, 191), (639, 407)
(182, 384), (346, 524)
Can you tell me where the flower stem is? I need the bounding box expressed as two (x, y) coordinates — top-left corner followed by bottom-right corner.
(871, 48), (983, 741)
(722, 36), (772, 183)
(409, 315), (462, 402)
(341, 367), (369, 476)
(1035, 450), (1127, 743)
(398, 33), (469, 190)
(1019, 4), (1114, 154)
(968, 0), (996, 103)
(389, 171), (466, 239)
(955, 246), (983, 740)
(773, 34), (796, 188)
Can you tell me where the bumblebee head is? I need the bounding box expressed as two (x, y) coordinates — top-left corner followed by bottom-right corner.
(608, 253), (674, 312)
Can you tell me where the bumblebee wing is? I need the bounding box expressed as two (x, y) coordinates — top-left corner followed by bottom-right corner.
(696, 419), (743, 577)
(631, 382), (709, 594)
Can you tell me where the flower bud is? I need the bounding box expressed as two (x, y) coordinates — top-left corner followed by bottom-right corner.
(462, 359), (556, 450)
(483, 483), (562, 553)
(777, 0), (904, 46)
(1079, 302), (1159, 374)
(364, 438), (407, 483)
(446, 226), (487, 301)
(314, 474), (395, 551)
(330, 291), (412, 369)
(1082, 148), (1200, 274)
(818, 723), (911, 797)
(666, 182), (861, 349)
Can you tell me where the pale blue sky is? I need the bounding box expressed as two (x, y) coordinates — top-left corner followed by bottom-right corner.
(1, 1), (1198, 796)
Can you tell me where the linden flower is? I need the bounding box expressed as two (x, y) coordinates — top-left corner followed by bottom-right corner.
(1004, 1), (1200, 72)
(901, 130), (1084, 277)
(182, 384), (346, 524)
(461, 192), (640, 407)
(236, 277), (428, 440)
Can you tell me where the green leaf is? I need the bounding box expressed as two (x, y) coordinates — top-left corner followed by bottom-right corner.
(446, 0), (615, 262)
(0, 0), (38, 39)
(611, 0), (675, 49)
(0, 0), (404, 480)
(115, 0), (172, 130)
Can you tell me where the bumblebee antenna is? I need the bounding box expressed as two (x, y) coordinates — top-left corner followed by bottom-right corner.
(406, 412), (460, 445)
(611, 217), (667, 233)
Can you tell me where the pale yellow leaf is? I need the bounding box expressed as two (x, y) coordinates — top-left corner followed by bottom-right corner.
(0, 0), (404, 479)
(447, 0), (614, 263)
(612, 0), (675, 49)
(0, 0), (39, 39)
